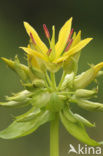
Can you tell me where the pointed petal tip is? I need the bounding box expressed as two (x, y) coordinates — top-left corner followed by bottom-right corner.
(19, 47), (27, 51)
(66, 17), (73, 23)
(23, 21), (29, 26)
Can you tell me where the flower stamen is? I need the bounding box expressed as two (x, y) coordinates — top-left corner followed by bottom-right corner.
(67, 28), (74, 43)
(30, 32), (36, 45)
(43, 24), (50, 39)
(65, 39), (73, 52)
(47, 49), (52, 56)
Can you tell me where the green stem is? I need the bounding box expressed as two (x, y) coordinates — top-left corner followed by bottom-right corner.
(45, 72), (52, 87)
(58, 71), (66, 90)
(50, 72), (56, 89)
(50, 113), (59, 156)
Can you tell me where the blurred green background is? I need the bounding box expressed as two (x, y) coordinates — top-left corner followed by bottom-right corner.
(0, 0), (103, 156)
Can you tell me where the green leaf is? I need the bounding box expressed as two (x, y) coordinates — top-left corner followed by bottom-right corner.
(74, 114), (95, 127)
(63, 106), (95, 127)
(60, 110), (100, 146)
(0, 110), (53, 139)
(63, 106), (76, 123)
(16, 107), (41, 122)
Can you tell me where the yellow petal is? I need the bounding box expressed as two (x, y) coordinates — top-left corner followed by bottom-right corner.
(53, 55), (68, 63)
(71, 30), (81, 48)
(72, 32), (76, 40)
(27, 55), (40, 68)
(94, 62), (103, 75)
(24, 22), (48, 54)
(55, 17), (72, 58)
(20, 47), (48, 62)
(63, 38), (93, 57)
(53, 38), (92, 64)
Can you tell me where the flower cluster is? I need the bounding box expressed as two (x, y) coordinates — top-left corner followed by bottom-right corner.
(0, 18), (103, 146)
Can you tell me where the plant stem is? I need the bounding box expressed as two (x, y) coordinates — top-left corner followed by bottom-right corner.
(50, 72), (56, 89)
(50, 113), (59, 156)
(45, 72), (52, 87)
(58, 71), (66, 90)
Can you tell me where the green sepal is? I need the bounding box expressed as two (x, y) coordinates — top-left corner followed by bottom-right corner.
(47, 92), (64, 112)
(0, 110), (54, 139)
(60, 111), (100, 146)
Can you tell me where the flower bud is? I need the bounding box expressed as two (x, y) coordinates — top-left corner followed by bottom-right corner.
(61, 72), (74, 90)
(63, 56), (78, 74)
(75, 89), (97, 98)
(0, 98), (30, 108)
(74, 62), (103, 89)
(6, 90), (31, 102)
(33, 79), (45, 88)
(73, 98), (103, 111)
(30, 66), (45, 79)
(1, 57), (31, 82)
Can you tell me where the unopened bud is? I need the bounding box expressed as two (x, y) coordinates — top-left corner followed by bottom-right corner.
(61, 72), (74, 90)
(75, 89), (97, 98)
(1, 57), (31, 82)
(30, 66), (44, 79)
(73, 98), (103, 111)
(0, 98), (30, 108)
(33, 79), (45, 88)
(6, 90), (31, 102)
(74, 62), (103, 89)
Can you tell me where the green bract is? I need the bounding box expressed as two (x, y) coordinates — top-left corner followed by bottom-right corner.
(1, 18), (103, 148)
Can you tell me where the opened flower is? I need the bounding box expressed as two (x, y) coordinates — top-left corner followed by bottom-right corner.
(0, 18), (103, 156)
(21, 17), (92, 72)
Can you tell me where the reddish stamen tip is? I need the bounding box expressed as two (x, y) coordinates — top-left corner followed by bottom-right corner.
(30, 32), (36, 45)
(65, 39), (73, 52)
(43, 24), (50, 39)
(67, 28), (74, 43)
(47, 49), (52, 56)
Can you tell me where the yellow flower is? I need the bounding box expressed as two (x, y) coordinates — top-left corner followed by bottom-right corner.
(20, 17), (92, 72)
